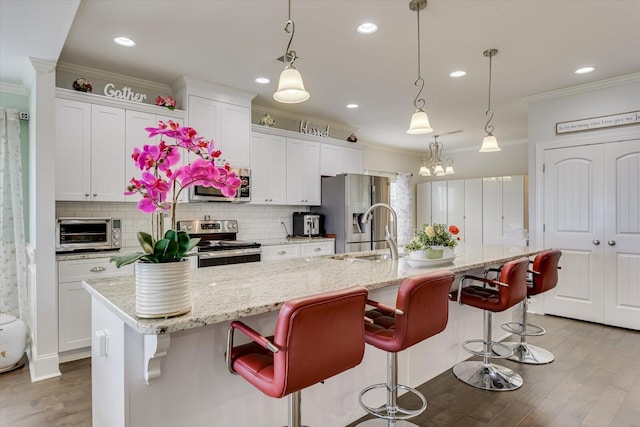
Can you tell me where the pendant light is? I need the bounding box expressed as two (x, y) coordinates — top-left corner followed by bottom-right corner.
(418, 135), (454, 176)
(479, 48), (500, 152)
(273, 0), (310, 103)
(407, 0), (433, 134)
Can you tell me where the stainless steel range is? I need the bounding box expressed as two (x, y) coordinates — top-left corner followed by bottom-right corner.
(177, 220), (261, 268)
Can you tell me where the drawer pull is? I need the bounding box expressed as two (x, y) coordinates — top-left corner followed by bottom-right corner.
(314, 247), (321, 252)
(90, 266), (106, 272)
(277, 251), (286, 255)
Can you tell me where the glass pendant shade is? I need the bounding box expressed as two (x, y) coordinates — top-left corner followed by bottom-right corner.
(407, 109), (433, 134)
(479, 134), (501, 152)
(434, 164), (445, 176)
(419, 165), (429, 176)
(273, 65), (310, 103)
(445, 165), (455, 175)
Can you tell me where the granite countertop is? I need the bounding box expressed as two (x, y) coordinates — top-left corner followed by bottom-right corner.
(83, 243), (540, 336)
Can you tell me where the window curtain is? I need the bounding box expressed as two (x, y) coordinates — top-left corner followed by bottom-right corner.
(0, 108), (28, 319)
(393, 172), (414, 247)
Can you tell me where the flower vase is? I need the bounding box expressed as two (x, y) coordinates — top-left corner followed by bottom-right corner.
(135, 259), (192, 318)
(408, 250), (427, 260)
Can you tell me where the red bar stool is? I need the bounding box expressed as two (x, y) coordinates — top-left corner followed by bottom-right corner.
(225, 286), (368, 427)
(498, 249), (562, 364)
(357, 271), (455, 426)
(450, 257), (529, 391)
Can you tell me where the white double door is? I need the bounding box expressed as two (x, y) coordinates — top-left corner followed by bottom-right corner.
(543, 139), (640, 330)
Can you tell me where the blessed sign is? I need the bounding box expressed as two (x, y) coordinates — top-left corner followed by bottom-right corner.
(299, 120), (330, 138)
(103, 83), (148, 103)
(556, 111), (640, 134)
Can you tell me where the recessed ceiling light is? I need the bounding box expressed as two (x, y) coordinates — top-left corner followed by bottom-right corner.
(449, 70), (467, 78)
(575, 66), (595, 74)
(113, 37), (136, 47)
(255, 77), (270, 84)
(346, 104), (359, 109)
(357, 23), (378, 35)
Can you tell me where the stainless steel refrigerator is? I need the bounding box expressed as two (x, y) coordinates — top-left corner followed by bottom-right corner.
(318, 174), (391, 253)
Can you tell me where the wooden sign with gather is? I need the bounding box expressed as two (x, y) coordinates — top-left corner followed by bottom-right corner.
(103, 83), (148, 103)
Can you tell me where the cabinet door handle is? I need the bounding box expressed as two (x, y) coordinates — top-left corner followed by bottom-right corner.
(608, 240), (616, 246)
(90, 266), (106, 272)
(593, 239), (600, 245)
(85, 193), (90, 197)
(277, 250), (286, 255)
(93, 193), (97, 197)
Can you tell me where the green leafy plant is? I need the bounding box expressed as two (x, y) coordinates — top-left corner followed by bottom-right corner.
(405, 224), (460, 251)
(111, 230), (200, 268)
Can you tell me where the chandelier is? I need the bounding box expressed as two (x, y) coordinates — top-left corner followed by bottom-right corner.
(418, 135), (454, 177)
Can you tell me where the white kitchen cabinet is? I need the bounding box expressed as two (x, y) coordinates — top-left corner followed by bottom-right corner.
(55, 98), (91, 201)
(482, 177), (504, 245)
(187, 95), (251, 168)
(125, 111), (184, 202)
(464, 178), (483, 244)
(261, 244), (301, 261)
(58, 258), (132, 357)
(300, 240), (335, 257)
(431, 181), (448, 224)
(286, 138), (321, 206)
(261, 240), (335, 261)
(250, 132), (287, 204)
(416, 182), (432, 227)
(482, 176), (527, 245)
(320, 144), (364, 176)
(447, 180), (465, 241)
(56, 99), (126, 202)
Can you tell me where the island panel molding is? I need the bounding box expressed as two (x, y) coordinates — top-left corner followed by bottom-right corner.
(556, 110), (640, 134)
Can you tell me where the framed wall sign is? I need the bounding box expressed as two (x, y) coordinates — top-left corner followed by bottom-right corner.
(556, 111), (640, 134)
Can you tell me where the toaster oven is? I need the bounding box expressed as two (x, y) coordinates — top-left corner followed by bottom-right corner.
(55, 217), (122, 253)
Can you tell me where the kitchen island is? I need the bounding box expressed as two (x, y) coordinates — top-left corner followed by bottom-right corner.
(83, 243), (541, 427)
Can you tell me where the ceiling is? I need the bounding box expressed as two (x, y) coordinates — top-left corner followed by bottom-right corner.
(2, 1), (640, 154)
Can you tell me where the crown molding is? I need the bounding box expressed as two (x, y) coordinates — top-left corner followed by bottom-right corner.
(29, 58), (56, 74)
(56, 61), (173, 94)
(0, 82), (29, 96)
(525, 73), (640, 104)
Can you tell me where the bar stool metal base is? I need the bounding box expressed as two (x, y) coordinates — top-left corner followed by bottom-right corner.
(453, 361), (523, 391)
(356, 418), (421, 426)
(495, 341), (555, 365)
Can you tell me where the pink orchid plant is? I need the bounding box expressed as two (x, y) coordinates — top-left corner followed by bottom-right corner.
(155, 95), (176, 110)
(111, 121), (241, 267)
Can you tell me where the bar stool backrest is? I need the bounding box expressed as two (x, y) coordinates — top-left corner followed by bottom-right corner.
(273, 286), (368, 396)
(498, 257), (530, 310)
(530, 250), (562, 296)
(389, 271), (455, 351)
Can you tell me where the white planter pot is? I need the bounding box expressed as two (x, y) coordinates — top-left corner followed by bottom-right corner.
(135, 260), (192, 318)
(0, 313), (28, 372)
(426, 245), (455, 259)
(408, 250), (427, 260)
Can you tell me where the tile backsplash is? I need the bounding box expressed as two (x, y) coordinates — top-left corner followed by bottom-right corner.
(56, 202), (310, 248)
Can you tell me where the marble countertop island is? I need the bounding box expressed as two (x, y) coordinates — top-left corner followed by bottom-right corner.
(83, 243), (540, 335)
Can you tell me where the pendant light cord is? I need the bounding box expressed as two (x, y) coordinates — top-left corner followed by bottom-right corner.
(413, 7), (425, 110)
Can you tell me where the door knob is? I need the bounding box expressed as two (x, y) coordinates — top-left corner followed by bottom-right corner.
(608, 240), (616, 246)
(593, 239), (600, 245)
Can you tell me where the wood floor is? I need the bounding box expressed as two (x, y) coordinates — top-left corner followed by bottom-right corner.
(1, 314), (639, 427)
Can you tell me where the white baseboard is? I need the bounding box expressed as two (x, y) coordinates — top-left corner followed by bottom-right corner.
(59, 347), (91, 363)
(28, 351), (61, 382)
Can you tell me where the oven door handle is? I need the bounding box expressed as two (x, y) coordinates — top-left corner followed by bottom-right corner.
(197, 248), (262, 259)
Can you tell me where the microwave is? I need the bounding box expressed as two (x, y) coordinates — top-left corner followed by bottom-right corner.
(189, 167), (251, 203)
(56, 217), (121, 253)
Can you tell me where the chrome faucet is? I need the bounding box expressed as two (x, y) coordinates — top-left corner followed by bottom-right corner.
(362, 203), (399, 260)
